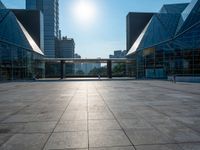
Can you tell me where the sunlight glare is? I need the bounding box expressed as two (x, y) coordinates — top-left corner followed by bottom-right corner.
(72, 0), (97, 26)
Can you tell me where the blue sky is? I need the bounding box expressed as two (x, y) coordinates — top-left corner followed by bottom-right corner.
(1, 0), (190, 58)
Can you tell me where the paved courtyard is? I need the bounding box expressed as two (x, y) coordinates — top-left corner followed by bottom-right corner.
(0, 80), (200, 150)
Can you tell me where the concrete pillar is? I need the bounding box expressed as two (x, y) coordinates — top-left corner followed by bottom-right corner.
(60, 60), (65, 79)
(107, 60), (112, 78)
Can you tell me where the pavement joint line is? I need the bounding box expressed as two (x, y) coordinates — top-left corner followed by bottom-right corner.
(143, 104), (200, 137)
(146, 83), (200, 96)
(0, 104), (31, 123)
(133, 141), (200, 146)
(0, 130), (89, 135)
(0, 89), (64, 124)
(41, 88), (79, 150)
(94, 84), (137, 150)
(87, 85), (90, 150)
(123, 104), (200, 148)
(172, 120), (200, 136)
(45, 148), (88, 150)
(121, 103), (200, 147)
(88, 118), (118, 121)
(89, 145), (134, 148)
(0, 120), (60, 124)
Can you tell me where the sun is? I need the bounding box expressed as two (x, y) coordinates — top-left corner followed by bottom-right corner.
(72, 0), (97, 25)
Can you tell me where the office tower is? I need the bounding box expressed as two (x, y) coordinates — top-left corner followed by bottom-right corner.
(56, 37), (75, 75)
(26, 0), (43, 10)
(0, 1), (5, 9)
(57, 37), (75, 58)
(26, 0), (59, 57)
(109, 50), (127, 58)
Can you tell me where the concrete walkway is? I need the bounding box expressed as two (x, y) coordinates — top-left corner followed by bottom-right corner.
(0, 80), (200, 150)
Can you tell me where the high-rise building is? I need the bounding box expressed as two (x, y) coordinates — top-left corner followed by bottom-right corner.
(26, 0), (59, 58)
(26, 0), (43, 11)
(56, 36), (75, 75)
(0, 1), (5, 9)
(109, 50), (127, 58)
(57, 37), (75, 58)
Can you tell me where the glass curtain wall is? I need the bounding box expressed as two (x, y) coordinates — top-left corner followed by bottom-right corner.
(135, 22), (200, 79)
(0, 41), (44, 80)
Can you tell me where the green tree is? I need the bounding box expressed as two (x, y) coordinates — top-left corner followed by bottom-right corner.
(89, 67), (107, 76)
(112, 63), (126, 76)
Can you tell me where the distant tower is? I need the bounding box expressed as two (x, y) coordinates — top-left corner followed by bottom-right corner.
(26, 0), (59, 58)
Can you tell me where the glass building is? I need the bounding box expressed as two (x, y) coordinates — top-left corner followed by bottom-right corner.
(0, 4), (44, 80)
(26, 0), (59, 58)
(127, 0), (200, 79)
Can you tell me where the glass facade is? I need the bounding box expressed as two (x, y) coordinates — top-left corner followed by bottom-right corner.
(43, 0), (59, 57)
(0, 41), (44, 80)
(26, 0), (59, 58)
(0, 8), (44, 81)
(128, 1), (200, 79)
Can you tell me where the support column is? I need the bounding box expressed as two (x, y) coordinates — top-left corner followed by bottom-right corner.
(107, 60), (112, 78)
(60, 60), (65, 79)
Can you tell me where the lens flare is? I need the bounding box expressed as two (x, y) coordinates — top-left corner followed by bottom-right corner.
(72, 0), (97, 26)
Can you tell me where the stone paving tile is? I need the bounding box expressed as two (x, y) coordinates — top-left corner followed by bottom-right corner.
(67, 105), (87, 111)
(33, 112), (63, 122)
(179, 143), (200, 150)
(89, 130), (132, 148)
(88, 106), (109, 113)
(54, 120), (87, 132)
(136, 144), (183, 150)
(0, 134), (13, 146)
(90, 146), (135, 150)
(89, 120), (121, 130)
(0, 133), (49, 150)
(119, 118), (155, 130)
(44, 131), (88, 149)
(0, 123), (24, 133)
(173, 117), (200, 132)
(61, 111), (87, 121)
(2, 112), (62, 123)
(113, 111), (141, 119)
(125, 128), (174, 145)
(156, 126), (200, 143)
(145, 117), (185, 129)
(29, 103), (68, 110)
(52, 149), (88, 150)
(17, 108), (64, 115)
(19, 121), (57, 133)
(89, 112), (115, 120)
(0, 81), (200, 149)
(2, 114), (37, 123)
(0, 113), (12, 122)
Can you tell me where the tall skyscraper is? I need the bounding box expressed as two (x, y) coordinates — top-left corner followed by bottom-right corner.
(57, 37), (75, 58)
(26, 0), (59, 58)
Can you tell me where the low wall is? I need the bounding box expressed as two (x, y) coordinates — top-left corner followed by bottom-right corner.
(168, 76), (200, 83)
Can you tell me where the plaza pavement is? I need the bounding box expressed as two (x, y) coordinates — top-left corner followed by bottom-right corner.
(0, 80), (200, 150)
